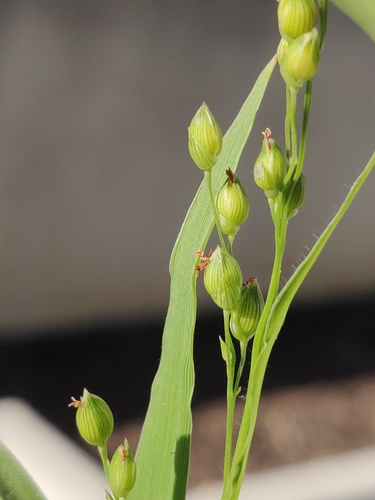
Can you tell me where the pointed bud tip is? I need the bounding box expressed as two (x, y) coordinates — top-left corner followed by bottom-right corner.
(254, 130), (287, 197)
(73, 389), (114, 447)
(188, 103), (223, 171)
(216, 169), (250, 236)
(230, 278), (264, 343)
(203, 246), (242, 311)
(108, 439), (137, 498)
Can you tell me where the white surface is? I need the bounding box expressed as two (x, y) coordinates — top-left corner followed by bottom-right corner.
(187, 447), (375, 500)
(0, 398), (108, 500)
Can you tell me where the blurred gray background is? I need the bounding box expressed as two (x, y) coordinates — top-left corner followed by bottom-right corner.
(0, 0), (374, 335)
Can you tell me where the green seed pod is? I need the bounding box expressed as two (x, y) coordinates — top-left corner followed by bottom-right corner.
(230, 278), (264, 343)
(203, 246), (242, 311)
(278, 0), (318, 42)
(279, 28), (320, 89)
(108, 439), (137, 499)
(216, 168), (250, 236)
(254, 128), (287, 198)
(188, 102), (223, 171)
(69, 388), (114, 447)
(285, 173), (307, 218)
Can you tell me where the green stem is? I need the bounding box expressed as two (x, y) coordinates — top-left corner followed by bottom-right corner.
(98, 444), (110, 480)
(223, 309), (236, 483)
(233, 341), (248, 398)
(284, 87), (299, 185)
(222, 344), (271, 500)
(295, 79), (313, 181)
(221, 197), (288, 500)
(205, 170), (228, 251)
(222, 151), (375, 500)
(253, 195), (288, 357)
(318, 0), (329, 50)
(228, 234), (235, 256)
(284, 85), (291, 160)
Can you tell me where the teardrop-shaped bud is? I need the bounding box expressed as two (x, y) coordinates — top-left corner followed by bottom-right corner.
(216, 169), (250, 236)
(254, 128), (287, 198)
(279, 28), (320, 89)
(108, 439), (136, 499)
(203, 246), (242, 311)
(188, 102), (223, 171)
(69, 388), (114, 447)
(278, 0), (318, 42)
(285, 173), (306, 218)
(230, 278), (264, 343)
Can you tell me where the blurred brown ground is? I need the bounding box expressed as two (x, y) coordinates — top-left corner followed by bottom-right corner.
(110, 374), (375, 488)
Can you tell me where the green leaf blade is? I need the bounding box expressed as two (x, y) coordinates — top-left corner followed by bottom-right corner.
(0, 441), (48, 500)
(127, 55), (276, 500)
(329, 0), (375, 42)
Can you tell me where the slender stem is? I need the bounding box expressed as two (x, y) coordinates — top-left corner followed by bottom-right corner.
(228, 234), (235, 256)
(98, 444), (110, 479)
(222, 344), (271, 500)
(253, 194), (288, 358)
(205, 170), (228, 252)
(221, 198), (288, 500)
(233, 341), (248, 398)
(318, 0), (329, 50)
(223, 309), (236, 483)
(295, 79), (313, 181)
(284, 85), (291, 160)
(284, 87), (299, 185)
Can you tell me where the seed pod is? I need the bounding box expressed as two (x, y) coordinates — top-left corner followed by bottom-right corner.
(203, 246), (242, 311)
(69, 388), (114, 447)
(279, 28), (320, 89)
(230, 278), (264, 343)
(254, 128), (287, 198)
(108, 439), (137, 499)
(278, 0), (318, 42)
(216, 169), (250, 236)
(285, 173), (306, 218)
(188, 102), (223, 171)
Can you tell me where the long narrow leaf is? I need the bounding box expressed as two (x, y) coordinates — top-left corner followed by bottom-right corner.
(0, 441), (48, 500)
(329, 0), (375, 42)
(127, 55), (276, 500)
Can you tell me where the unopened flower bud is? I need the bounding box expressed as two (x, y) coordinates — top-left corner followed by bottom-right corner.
(254, 128), (287, 198)
(216, 169), (250, 236)
(278, 0), (318, 42)
(285, 173), (306, 218)
(203, 246), (242, 311)
(279, 28), (320, 89)
(108, 439), (136, 499)
(188, 102), (223, 171)
(230, 278), (264, 343)
(69, 388), (114, 447)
